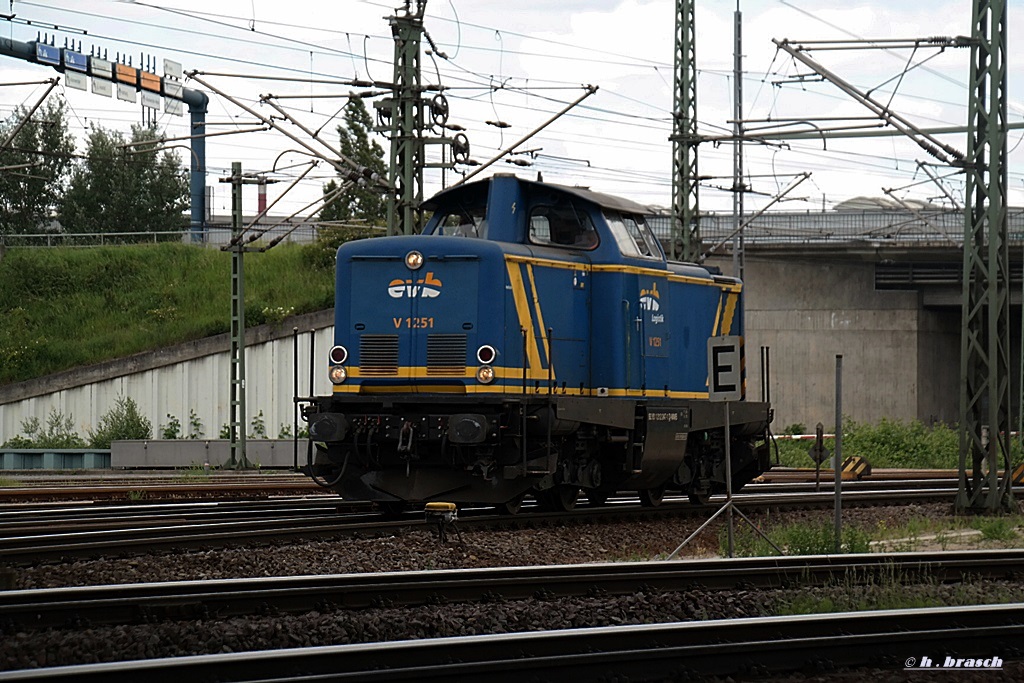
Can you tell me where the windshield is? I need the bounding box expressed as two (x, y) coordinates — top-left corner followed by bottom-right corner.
(428, 203), (488, 238)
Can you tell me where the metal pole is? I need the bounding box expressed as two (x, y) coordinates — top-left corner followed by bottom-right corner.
(834, 354), (843, 552)
(385, 2), (426, 236)
(671, 0), (700, 262)
(309, 328), (316, 400)
(188, 96), (209, 243)
(731, 1), (744, 280)
(228, 161), (249, 469)
(293, 326), (299, 472)
(725, 400), (734, 558)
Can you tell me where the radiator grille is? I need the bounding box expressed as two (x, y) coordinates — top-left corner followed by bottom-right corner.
(427, 334), (467, 376)
(359, 335), (399, 376)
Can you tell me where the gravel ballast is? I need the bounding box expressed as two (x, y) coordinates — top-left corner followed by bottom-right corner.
(4, 502), (1022, 677)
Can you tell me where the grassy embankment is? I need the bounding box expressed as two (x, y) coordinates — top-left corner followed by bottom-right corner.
(0, 241), (337, 386)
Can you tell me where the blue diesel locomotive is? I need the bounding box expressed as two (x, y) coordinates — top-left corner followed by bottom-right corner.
(303, 174), (772, 512)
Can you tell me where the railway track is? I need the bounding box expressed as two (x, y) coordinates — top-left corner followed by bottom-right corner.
(0, 480), (327, 504)
(0, 468), (969, 505)
(0, 488), (959, 564)
(0, 587), (1020, 681)
(3, 549), (1023, 630)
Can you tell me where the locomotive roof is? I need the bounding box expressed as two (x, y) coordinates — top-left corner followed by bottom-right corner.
(424, 174), (655, 216)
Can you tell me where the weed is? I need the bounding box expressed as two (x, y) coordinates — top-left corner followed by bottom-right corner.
(176, 462), (212, 481)
(278, 424), (309, 439)
(249, 411), (267, 439)
(772, 571), (1024, 617)
(187, 410), (204, 439)
(127, 490), (147, 501)
(726, 521), (871, 557)
(161, 414), (182, 440)
(972, 517), (1018, 542)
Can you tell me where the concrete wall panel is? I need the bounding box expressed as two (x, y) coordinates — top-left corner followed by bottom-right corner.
(708, 255), (956, 431)
(0, 314), (335, 449)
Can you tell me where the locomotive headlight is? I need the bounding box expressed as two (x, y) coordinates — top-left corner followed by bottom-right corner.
(476, 365), (495, 384)
(329, 365), (348, 384)
(405, 250), (424, 270)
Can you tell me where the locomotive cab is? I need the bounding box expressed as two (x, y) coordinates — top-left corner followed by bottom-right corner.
(303, 174), (772, 511)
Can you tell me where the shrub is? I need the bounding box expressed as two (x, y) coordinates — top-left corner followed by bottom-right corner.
(88, 395), (152, 448)
(773, 418), (960, 469)
(1, 410), (86, 449)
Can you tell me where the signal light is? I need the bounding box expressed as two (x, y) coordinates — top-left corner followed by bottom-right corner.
(329, 366), (348, 384)
(329, 345), (348, 364)
(476, 345), (496, 364)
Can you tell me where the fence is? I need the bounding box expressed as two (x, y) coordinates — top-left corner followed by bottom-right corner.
(7, 209), (1024, 250)
(648, 208), (1024, 247)
(0, 222), (321, 248)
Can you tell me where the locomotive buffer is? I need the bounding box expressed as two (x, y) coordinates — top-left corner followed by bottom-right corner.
(669, 336), (782, 559)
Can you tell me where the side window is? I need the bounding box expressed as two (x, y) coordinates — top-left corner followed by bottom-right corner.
(529, 201), (598, 250)
(606, 211), (661, 259)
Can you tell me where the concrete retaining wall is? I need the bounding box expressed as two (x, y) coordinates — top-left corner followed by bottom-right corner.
(708, 255), (959, 431)
(111, 439), (308, 469)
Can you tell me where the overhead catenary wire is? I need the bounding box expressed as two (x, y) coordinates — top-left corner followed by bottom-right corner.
(2, 1), (1010, 217)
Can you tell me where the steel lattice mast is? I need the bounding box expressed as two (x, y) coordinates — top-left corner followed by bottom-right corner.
(671, 0), (700, 262)
(957, 0), (1014, 513)
(385, 0), (427, 236)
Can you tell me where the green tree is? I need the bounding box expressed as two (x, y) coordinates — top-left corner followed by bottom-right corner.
(0, 97), (76, 235)
(60, 124), (188, 236)
(319, 96), (387, 225)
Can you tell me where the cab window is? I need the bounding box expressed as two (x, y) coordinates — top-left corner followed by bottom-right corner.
(529, 200), (598, 250)
(606, 211), (662, 259)
(431, 205), (488, 238)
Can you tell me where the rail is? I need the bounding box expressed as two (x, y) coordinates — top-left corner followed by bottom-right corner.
(4, 549), (1024, 629)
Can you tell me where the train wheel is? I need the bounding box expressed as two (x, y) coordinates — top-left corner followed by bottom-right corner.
(498, 493), (525, 515)
(639, 485), (666, 508)
(541, 486), (579, 512)
(585, 490), (609, 507)
(687, 489), (710, 506)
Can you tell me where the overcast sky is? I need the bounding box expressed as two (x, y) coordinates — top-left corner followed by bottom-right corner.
(2, 0), (1021, 218)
